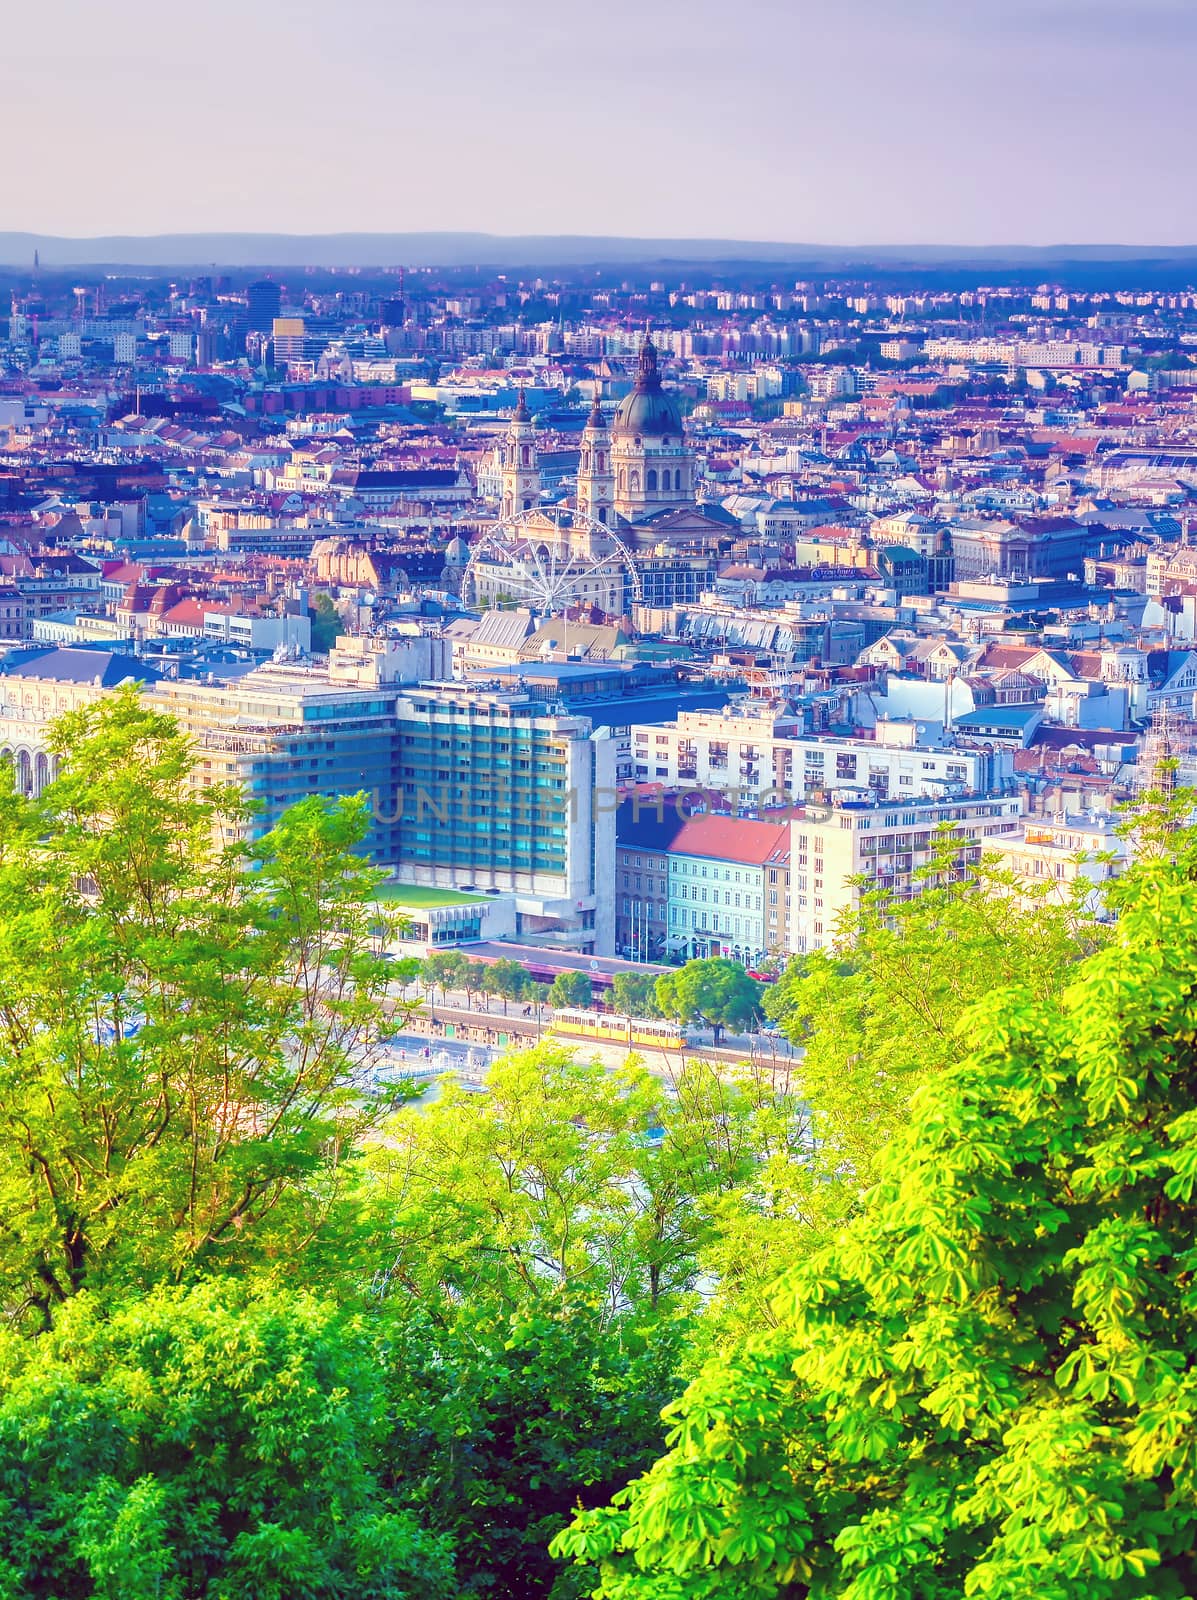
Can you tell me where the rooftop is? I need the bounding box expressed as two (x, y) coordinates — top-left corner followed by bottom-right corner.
(374, 883), (489, 908)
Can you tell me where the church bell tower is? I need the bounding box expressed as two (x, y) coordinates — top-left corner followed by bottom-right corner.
(577, 392), (614, 526)
(500, 387), (540, 519)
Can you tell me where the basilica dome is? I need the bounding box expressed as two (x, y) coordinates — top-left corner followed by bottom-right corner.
(613, 332), (683, 439)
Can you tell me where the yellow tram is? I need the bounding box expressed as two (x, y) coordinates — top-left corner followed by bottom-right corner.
(551, 1008), (686, 1051)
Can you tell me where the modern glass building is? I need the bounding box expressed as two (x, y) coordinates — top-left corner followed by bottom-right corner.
(393, 685), (615, 952)
(154, 664), (402, 859)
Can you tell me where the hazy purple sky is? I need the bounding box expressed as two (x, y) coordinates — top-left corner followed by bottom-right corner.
(4, 0), (1195, 243)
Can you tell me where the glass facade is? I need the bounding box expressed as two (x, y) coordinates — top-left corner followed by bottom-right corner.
(394, 694), (576, 880)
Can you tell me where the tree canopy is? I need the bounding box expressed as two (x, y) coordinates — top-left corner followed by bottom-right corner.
(5, 685), (1192, 1600)
(0, 689), (407, 1322)
(550, 969), (594, 1009)
(553, 810), (1197, 1599)
(612, 971), (663, 1019)
(655, 958), (763, 1043)
(0, 1283), (454, 1600)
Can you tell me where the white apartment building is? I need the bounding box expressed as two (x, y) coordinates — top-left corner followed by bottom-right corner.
(781, 721), (1014, 803)
(880, 339), (920, 361)
(922, 338), (1124, 369)
(983, 811), (1128, 918)
(632, 705), (1014, 806)
(633, 703), (798, 794)
(790, 793), (1023, 952)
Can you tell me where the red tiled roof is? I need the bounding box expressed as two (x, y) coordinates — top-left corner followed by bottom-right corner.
(158, 599), (207, 629)
(975, 643), (1039, 671)
(669, 814), (792, 867)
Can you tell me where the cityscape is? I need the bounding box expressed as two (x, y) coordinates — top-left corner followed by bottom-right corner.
(0, 260), (1191, 966)
(3, 0), (1197, 1594)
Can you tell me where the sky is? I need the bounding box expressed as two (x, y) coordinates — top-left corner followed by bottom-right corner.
(2, 0), (1195, 246)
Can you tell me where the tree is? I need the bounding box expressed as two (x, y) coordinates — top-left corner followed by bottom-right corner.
(386, 954), (423, 1002)
(363, 1041), (808, 1324)
(382, 1297), (682, 1600)
(462, 959), (491, 1010)
(763, 844), (1099, 1195)
(355, 1039), (810, 1596)
(0, 1282), (455, 1599)
(611, 970), (662, 1019)
(357, 1042), (696, 1593)
(550, 969), (593, 1010)
(654, 958), (762, 1043)
(486, 957), (531, 1016)
(0, 689), (409, 1322)
(553, 809), (1197, 1600)
(421, 949), (469, 1009)
(308, 591), (342, 653)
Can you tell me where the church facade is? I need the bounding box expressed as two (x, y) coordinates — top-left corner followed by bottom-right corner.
(489, 330), (734, 616)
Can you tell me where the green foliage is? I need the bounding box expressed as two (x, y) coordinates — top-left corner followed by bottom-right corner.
(463, 959), (492, 1007)
(384, 1297), (684, 1600)
(486, 957), (532, 1014)
(421, 948), (469, 1002)
(612, 971), (663, 1019)
(0, 1282), (454, 1599)
(0, 689), (407, 1322)
(552, 813), (1197, 1599)
(764, 848), (1098, 1195)
(308, 591), (342, 652)
(7, 687), (1180, 1600)
(655, 958), (762, 1043)
(357, 1041), (808, 1594)
(363, 1042), (808, 1318)
(550, 969), (593, 1009)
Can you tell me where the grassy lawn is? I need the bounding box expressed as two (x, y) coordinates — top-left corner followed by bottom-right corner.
(374, 883), (489, 909)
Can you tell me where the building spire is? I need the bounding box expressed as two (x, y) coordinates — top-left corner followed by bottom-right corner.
(635, 323), (659, 389)
(514, 385), (529, 421)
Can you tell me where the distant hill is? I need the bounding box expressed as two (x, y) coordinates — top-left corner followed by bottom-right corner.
(2, 231), (1197, 270)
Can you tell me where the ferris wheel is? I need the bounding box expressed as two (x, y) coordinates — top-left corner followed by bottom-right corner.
(463, 505), (643, 615)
